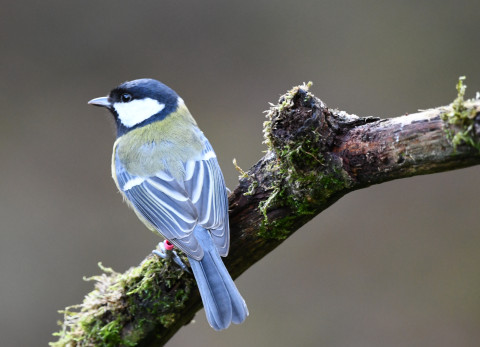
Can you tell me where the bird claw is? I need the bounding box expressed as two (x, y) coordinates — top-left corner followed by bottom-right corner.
(153, 240), (190, 273)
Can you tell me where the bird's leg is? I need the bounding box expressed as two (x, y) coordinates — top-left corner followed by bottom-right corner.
(153, 240), (190, 272)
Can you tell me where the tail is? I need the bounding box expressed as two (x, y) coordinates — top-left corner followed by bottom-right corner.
(188, 226), (248, 331)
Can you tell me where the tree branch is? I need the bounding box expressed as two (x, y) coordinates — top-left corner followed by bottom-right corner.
(51, 79), (480, 347)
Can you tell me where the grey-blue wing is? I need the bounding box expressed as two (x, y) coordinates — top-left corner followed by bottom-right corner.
(114, 136), (230, 260)
(183, 140), (230, 256)
(115, 158), (204, 259)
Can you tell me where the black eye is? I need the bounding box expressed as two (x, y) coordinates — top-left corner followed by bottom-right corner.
(121, 93), (132, 103)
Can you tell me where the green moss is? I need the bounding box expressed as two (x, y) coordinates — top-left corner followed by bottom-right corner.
(442, 76), (480, 151)
(51, 256), (193, 347)
(258, 214), (298, 240)
(258, 83), (351, 240)
(232, 158), (260, 196)
(87, 319), (132, 347)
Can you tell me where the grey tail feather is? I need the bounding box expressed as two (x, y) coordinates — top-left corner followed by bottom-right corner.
(188, 226), (248, 330)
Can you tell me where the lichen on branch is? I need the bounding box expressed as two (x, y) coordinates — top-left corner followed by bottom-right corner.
(257, 82), (372, 239)
(51, 257), (194, 347)
(441, 76), (480, 151)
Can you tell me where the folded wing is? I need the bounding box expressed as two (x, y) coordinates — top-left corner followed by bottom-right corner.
(114, 134), (230, 259)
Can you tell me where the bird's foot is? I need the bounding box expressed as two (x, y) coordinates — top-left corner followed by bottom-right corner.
(153, 240), (190, 272)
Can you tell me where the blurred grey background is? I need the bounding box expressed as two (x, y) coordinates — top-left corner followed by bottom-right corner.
(1, 1), (479, 346)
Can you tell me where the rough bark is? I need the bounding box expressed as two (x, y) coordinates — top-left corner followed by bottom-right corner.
(51, 80), (480, 347)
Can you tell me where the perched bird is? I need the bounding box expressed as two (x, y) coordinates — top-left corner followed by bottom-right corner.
(88, 78), (248, 330)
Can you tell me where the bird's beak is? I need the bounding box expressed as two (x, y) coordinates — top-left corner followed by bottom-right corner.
(88, 96), (111, 108)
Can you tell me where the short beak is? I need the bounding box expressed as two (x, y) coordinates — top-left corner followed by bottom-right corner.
(88, 96), (111, 108)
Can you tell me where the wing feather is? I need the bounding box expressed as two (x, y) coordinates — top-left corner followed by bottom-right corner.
(184, 141), (230, 256)
(115, 154), (203, 258)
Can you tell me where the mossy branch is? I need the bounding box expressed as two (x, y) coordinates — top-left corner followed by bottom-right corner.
(51, 78), (480, 346)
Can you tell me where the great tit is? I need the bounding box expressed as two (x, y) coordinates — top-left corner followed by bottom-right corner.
(88, 78), (248, 331)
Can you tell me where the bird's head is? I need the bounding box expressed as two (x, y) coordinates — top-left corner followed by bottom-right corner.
(88, 78), (181, 136)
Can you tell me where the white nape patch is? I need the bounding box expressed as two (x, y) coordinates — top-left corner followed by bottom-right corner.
(114, 98), (165, 127)
(123, 177), (145, 191)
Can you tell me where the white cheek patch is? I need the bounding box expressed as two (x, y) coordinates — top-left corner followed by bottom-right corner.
(114, 98), (165, 127)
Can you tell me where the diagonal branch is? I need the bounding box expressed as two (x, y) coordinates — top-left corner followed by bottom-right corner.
(51, 79), (480, 347)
